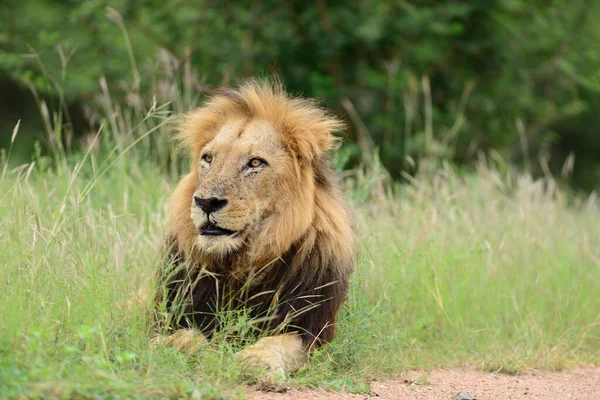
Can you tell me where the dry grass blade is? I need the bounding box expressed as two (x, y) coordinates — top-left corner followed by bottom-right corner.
(11, 120), (20, 144)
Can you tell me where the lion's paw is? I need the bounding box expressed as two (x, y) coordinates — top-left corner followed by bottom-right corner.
(235, 334), (307, 378)
(150, 329), (208, 353)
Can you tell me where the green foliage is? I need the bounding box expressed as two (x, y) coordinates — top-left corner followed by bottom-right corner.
(1, 61), (599, 396)
(2, 0), (600, 190)
(2, 5), (599, 396)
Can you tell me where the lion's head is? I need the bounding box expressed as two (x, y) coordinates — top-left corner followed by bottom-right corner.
(168, 79), (353, 268)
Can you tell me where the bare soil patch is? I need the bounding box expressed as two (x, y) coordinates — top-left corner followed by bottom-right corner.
(249, 367), (600, 400)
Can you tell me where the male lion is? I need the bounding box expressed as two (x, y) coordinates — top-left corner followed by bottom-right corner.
(151, 79), (355, 376)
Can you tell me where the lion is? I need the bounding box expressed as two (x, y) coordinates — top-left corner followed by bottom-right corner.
(151, 79), (355, 377)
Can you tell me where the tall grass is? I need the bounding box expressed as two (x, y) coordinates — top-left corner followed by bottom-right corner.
(1, 54), (599, 398)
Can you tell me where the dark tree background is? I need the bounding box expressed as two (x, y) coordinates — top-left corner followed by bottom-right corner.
(1, 0), (599, 191)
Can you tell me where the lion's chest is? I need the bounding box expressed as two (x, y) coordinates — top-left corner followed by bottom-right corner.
(171, 262), (294, 337)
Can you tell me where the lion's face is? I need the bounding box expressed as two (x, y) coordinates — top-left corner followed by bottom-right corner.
(170, 80), (351, 265)
(190, 118), (305, 256)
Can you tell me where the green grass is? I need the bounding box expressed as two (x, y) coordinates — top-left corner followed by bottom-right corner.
(1, 107), (599, 398)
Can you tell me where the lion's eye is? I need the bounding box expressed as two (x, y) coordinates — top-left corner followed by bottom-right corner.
(248, 158), (266, 168)
(202, 154), (213, 164)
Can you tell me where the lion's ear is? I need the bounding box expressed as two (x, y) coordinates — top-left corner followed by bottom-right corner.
(285, 106), (345, 163)
(310, 116), (344, 155)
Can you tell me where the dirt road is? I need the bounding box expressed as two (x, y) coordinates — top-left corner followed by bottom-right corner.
(249, 367), (600, 400)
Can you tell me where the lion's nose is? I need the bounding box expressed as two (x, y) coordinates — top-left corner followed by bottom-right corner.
(194, 196), (228, 215)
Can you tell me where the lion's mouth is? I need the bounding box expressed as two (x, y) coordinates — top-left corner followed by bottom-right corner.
(200, 223), (237, 236)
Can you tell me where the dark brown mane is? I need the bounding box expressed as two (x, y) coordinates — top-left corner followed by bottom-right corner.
(154, 227), (352, 347)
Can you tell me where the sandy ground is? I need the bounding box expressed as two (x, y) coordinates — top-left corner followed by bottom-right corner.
(248, 367), (600, 400)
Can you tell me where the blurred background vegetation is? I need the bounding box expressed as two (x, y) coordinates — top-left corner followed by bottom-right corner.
(1, 0), (599, 191)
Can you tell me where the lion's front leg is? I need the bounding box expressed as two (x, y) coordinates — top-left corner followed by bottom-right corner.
(150, 329), (208, 353)
(235, 333), (308, 377)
